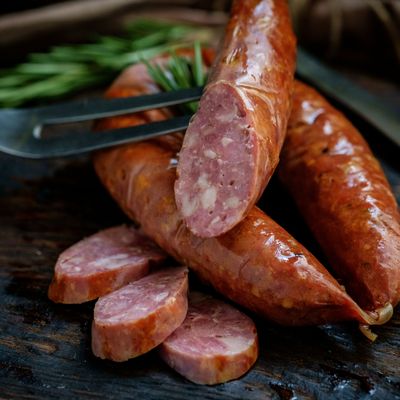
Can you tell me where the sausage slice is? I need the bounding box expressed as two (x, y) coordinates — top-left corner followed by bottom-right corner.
(48, 225), (166, 304)
(160, 292), (258, 385)
(92, 266), (188, 362)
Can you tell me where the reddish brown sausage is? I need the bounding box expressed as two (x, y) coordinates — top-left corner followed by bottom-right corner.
(48, 225), (166, 304)
(174, 0), (296, 238)
(279, 81), (400, 312)
(93, 62), (384, 327)
(92, 266), (188, 362)
(160, 292), (258, 385)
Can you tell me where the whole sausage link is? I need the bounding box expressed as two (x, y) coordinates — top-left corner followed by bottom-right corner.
(93, 61), (386, 327)
(279, 80), (400, 313)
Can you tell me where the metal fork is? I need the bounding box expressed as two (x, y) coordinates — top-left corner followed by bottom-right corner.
(0, 87), (202, 159)
(1, 48), (399, 159)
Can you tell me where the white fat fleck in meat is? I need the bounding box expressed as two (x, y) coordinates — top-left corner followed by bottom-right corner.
(92, 253), (131, 268)
(245, 140), (255, 150)
(201, 187), (217, 210)
(224, 196), (240, 209)
(215, 104), (239, 123)
(183, 132), (198, 148)
(68, 256), (84, 265)
(204, 149), (217, 159)
(221, 137), (234, 147)
(107, 305), (150, 323)
(181, 195), (198, 217)
(211, 216), (221, 225)
(153, 292), (169, 303)
(218, 335), (251, 355)
(199, 125), (216, 136)
(197, 173), (210, 190)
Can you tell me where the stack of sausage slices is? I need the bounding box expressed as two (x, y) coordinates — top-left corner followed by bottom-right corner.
(48, 0), (400, 385)
(49, 225), (257, 384)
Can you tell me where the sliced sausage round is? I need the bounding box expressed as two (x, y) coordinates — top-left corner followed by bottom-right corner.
(160, 292), (258, 385)
(92, 266), (188, 362)
(48, 225), (166, 304)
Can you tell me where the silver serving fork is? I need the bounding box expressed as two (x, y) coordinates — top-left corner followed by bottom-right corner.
(0, 87), (202, 159)
(0, 48), (399, 159)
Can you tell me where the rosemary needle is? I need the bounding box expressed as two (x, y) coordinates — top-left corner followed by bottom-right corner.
(193, 41), (205, 87)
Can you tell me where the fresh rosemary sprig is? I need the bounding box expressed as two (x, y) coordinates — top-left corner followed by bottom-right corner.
(145, 42), (207, 113)
(0, 19), (211, 108)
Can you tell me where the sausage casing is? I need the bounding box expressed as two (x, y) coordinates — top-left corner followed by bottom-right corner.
(279, 81), (400, 312)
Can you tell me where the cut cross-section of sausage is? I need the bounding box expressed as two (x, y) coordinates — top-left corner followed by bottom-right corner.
(160, 292), (258, 385)
(174, 0), (296, 238)
(48, 225), (166, 304)
(92, 266), (188, 362)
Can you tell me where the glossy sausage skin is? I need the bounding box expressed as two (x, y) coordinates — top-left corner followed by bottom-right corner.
(93, 63), (378, 327)
(279, 81), (400, 312)
(175, 0), (296, 238)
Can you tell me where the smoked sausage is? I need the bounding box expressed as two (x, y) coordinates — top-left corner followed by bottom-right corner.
(174, 0), (296, 237)
(279, 81), (400, 312)
(93, 62), (386, 327)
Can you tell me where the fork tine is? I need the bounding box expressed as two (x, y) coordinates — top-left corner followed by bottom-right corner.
(7, 115), (191, 159)
(39, 87), (203, 125)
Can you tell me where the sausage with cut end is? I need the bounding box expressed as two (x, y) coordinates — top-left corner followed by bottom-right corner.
(174, 0), (296, 238)
(92, 266), (188, 362)
(160, 292), (258, 385)
(48, 225), (166, 304)
(93, 62), (384, 327)
(279, 81), (400, 312)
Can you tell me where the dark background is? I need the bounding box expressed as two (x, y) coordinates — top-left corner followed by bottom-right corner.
(0, 1), (399, 399)
(1, 0), (399, 83)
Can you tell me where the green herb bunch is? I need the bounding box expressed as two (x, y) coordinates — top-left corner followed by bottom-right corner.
(144, 41), (207, 113)
(0, 19), (211, 108)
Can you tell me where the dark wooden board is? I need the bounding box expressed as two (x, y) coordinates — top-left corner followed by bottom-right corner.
(1, 100), (400, 399)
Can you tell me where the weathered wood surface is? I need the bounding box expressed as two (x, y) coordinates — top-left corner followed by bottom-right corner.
(0, 103), (400, 399)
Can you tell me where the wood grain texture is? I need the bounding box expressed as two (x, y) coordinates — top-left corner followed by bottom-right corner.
(0, 119), (400, 399)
